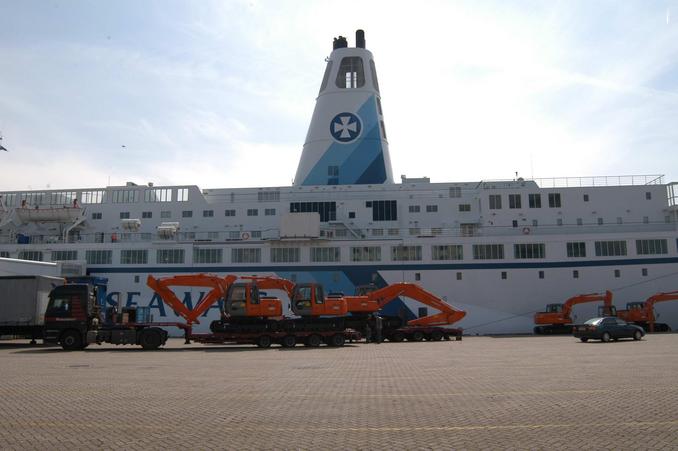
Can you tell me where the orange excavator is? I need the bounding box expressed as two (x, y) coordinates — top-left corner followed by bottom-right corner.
(239, 277), (466, 341)
(617, 291), (678, 332)
(534, 290), (614, 334)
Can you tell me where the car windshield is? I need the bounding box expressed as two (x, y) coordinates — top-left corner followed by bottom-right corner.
(584, 318), (603, 325)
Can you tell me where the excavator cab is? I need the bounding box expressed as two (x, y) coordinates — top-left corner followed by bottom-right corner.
(544, 304), (564, 313)
(290, 283), (348, 317)
(355, 284), (378, 296)
(224, 282), (282, 318)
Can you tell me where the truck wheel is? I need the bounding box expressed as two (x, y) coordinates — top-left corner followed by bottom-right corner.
(533, 326), (543, 335)
(60, 330), (82, 351)
(281, 335), (296, 348)
(329, 334), (345, 347)
(305, 334), (322, 347)
(140, 330), (162, 350)
(410, 331), (424, 342)
(389, 331), (405, 342)
(256, 335), (272, 348)
(430, 330), (444, 341)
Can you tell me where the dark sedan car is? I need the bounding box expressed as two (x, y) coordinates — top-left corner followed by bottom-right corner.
(573, 317), (645, 342)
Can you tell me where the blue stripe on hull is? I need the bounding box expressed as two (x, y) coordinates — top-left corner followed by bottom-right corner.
(87, 256), (678, 275)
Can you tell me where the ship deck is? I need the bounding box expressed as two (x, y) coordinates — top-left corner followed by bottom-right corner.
(0, 335), (676, 449)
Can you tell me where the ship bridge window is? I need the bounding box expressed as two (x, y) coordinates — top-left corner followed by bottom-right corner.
(144, 188), (172, 203)
(177, 188), (189, 202)
(112, 190), (139, 204)
(336, 57), (365, 89)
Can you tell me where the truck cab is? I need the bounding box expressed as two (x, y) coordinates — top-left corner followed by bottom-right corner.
(43, 284), (97, 350)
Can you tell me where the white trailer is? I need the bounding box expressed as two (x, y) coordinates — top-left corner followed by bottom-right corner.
(0, 275), (65, 342)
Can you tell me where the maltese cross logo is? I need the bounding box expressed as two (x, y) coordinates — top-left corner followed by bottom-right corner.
(330, 112), (362, 143)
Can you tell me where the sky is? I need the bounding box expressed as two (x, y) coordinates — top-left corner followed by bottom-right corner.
(0, 0), (677, 191)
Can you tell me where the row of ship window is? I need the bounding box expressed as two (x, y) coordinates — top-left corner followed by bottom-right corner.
(413, 267), (651, 281)
(106, 208), (275, 220)
(487, 191), (652, 210)
(3, 239), (671, 265)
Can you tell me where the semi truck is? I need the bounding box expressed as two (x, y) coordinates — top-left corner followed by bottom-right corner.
(0, 275), (65, 343)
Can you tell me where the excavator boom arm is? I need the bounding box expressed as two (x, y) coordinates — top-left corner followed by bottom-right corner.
(562, 290), (613, 318)
(146, 274), (236, 325)
(364, 283), (466, 327)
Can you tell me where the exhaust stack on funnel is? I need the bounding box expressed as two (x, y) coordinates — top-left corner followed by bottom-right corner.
(293, 30), (393, 186)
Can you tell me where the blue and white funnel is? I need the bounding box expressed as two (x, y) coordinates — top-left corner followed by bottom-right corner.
(294, 30), (394, 186)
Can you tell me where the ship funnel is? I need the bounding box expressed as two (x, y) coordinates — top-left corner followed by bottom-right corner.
(294, 30), (393, 186)
(356, 29), (365, 48)
(333, 36), (348, 50)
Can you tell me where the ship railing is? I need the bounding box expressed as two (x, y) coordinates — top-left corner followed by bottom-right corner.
(1, 220), (676, 246)
(528, 174), (664, 188)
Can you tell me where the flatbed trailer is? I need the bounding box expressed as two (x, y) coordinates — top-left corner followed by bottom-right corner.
(188, 326), (361, 348)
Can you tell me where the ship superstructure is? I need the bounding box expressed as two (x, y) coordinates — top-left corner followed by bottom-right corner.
(1, 31), (677, 333)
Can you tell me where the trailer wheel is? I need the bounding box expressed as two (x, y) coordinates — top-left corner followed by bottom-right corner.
(281, 335), (296, 348)
(140, 330), (162, 350)
(305, 334), (322, 347)
(256, 335), (272, 348)
(60, 330), (82, 351)
(410, 331), (424, 342)
(430, 330), (444, 341)
(329, 334), (345, 347)
(389, 331), (405, 343)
